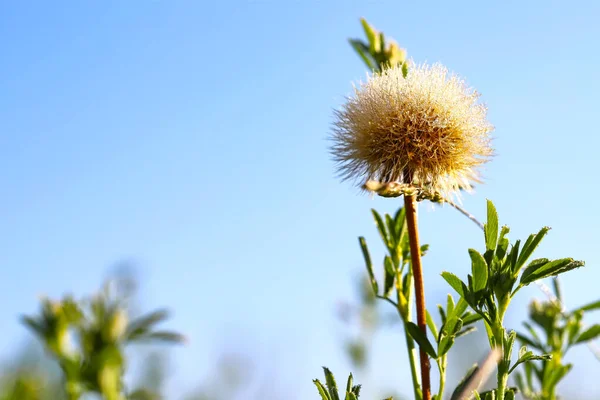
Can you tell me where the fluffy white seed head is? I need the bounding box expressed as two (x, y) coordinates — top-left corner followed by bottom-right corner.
(331, 62), (494, 199)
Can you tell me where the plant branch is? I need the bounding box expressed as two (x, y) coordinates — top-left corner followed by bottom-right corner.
(376, 295), (399, 309)
(402, 268), (422, 400)
(405, 322), (422, 400)
(443, 198), (484, 230)
(436, 356), (447, 400)
(404, 194), (431, 400)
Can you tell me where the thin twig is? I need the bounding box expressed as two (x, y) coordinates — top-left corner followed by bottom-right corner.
(443, 198), (484, 230)
(376, 295), (400, 309)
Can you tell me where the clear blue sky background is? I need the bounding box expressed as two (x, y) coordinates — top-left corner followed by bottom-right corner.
(1, 1), (599, 398)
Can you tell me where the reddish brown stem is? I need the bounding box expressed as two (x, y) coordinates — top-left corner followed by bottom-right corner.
(404, 194), (431, 400)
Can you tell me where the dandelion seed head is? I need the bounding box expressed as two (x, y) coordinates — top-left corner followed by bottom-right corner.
(330, 62), (494, 199)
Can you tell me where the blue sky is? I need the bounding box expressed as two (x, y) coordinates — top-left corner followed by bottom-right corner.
(1, 1), (599, 398)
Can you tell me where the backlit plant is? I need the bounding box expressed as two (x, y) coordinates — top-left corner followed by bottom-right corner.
(315, 18), (598, 400)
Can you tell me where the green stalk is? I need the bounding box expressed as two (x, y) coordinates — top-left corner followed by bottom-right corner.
(65, 380), (80, 400)
(400, 268), (422, 400)
(496, 367), (509, 400)
(491, 306), (509, 400)
(436, 356), (447, 400)
(404, 324), (422, 400)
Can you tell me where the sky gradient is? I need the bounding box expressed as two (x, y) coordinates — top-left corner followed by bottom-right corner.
(1, 1), (599, 398)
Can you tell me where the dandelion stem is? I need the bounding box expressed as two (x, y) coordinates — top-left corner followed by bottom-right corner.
(403, 194), (431, 400)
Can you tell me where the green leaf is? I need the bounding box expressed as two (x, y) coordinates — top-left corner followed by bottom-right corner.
(126, 309), (171, 341)
(469, 249), (488, 292)
(401, 62), (409, 78)
(452, 298), (469, 320)
(552, 277), (562, 301)
(508, 240), (521, 275)
(406, 322), (437, 359)
(62, 297), (83, 323)
(313, 379), (331, 400)
(385, 214), (397, 245)
(393, 207), (406, 237)
(521, 322), (544, 349)
(519, 258), (549, 283)
(441, 272), (465, 297)
(508, 346), (552, 374)
(573, 299), (600, 313)
(131, 331), (186, 344)
(515, 227), (551, 273)
(20, 316), (46, 337)
(516, 333), (543, 352)
(426, 310), (438, 340)
(461, 312), (482, 326)
(484, 200), (499, 252)
(446, 294), (455, 317)
(575, 324), (600, 343)
(520, 258), (584, 286)
(383, 255), (395, 297)
(323, 367), (340, 400)
(456, 326), (477, 338)
(496, 226), (510, 259)
(129, 389), (159, 400)
(345, 373), (353, 395)
(438, 304), (447, 325)
(371, 209), (390, 249)
(443, 316), (463, 337)
(345, 374), (359, 400)
(375, 32), (390, 68)
(566, 314), (583, 345)
(348, 39), (375, 71)
(545, 364), (572, 390)
(480, 390), (496, 400)
(358, 237), (378, 295)
(438, 335), (455, 357)
(360, 18), (380, 53)
(504, 330), (517, 362)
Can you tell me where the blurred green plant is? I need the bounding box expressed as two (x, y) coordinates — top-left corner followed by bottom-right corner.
(21, 280), (185, 400)
(337, 275), (381, 370)
(514, 280), (600, 400)
(0, 345), (63, 400)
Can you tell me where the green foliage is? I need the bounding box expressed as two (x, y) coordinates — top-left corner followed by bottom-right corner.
(441, 200), (585, 400)
(320, 17), (599, 400)
(514, 279), (600, 399)
(346, 206), (481, 400)
(348, 18), (407, 73)
(20, 280), (184, 400)
(406, 322), (437, 359)
(313, 368), (364, 400)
